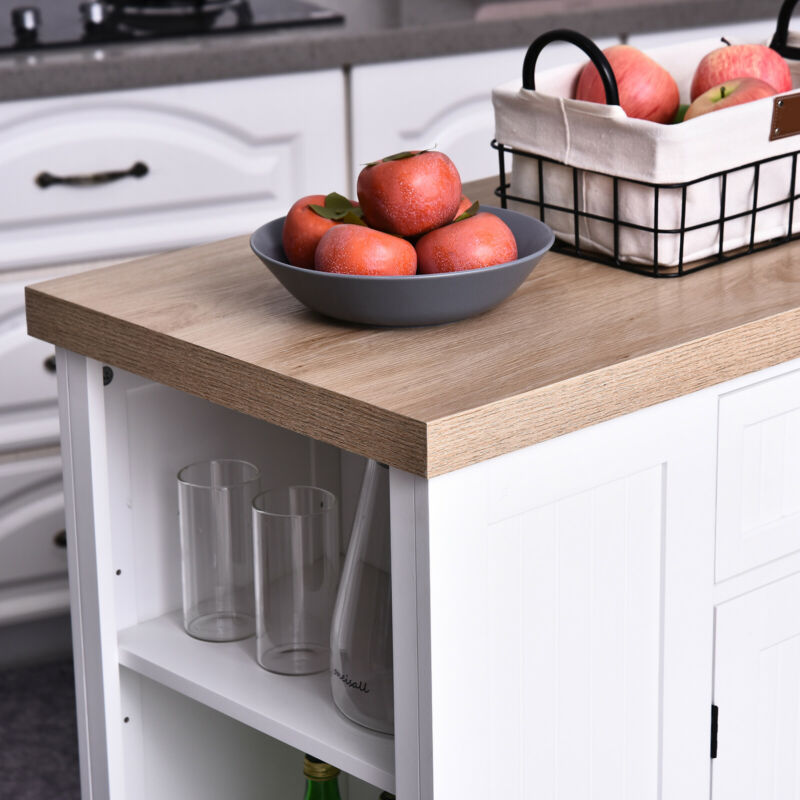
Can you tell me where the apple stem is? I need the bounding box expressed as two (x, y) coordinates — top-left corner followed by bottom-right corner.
(720, 36), (731, 46)
(720, 85), (726, 98)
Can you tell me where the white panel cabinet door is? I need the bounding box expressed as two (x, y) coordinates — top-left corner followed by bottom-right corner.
(713, 571), (800, 800)
(0, 70), (348, 270)
(716, 368), (800, 582)
(350, 40), (619, 189)
(421, 391), (718, 800)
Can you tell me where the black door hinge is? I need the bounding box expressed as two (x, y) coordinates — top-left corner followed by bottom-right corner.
(711, 704), (719, 759)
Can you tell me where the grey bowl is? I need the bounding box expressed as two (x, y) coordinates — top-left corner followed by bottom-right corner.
(249, 206), (554, 327)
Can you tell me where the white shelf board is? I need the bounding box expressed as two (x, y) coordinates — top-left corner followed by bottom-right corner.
(118, 611), (395, 792)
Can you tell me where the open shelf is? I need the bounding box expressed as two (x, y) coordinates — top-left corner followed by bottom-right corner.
(118, 612), (395, 793)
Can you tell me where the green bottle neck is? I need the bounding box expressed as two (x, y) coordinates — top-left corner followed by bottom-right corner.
(304, 777), (342, 800)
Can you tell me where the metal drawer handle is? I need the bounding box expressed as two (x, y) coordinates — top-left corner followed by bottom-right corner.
(35, 161), (149, 189)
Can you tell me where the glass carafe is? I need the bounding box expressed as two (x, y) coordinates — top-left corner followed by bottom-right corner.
(329, 459), (394, 735)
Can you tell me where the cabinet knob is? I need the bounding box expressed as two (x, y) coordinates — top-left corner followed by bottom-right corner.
(43, 354), (56, 373)
(53, 530), (67, 548)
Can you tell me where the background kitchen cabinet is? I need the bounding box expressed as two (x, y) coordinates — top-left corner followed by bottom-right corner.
(0, 70), (348, 656)
(0, 70), (348, 270)
(349, 16), (781, 194)
(0, 453), (67, 619)
(627, 17), (779, 50)
(349, 38), (619, 189)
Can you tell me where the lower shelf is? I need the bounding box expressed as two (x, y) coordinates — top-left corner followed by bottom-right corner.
(118, 611), (395, 793)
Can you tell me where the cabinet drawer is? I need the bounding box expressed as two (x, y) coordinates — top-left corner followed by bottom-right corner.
(0, 278), (58, 410)
(716, 368), (800, 581)
(0, 71), (348, 269)
(0, 453), (66, 586)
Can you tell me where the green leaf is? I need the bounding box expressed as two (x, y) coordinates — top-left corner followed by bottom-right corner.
(364, 148), (431, 167)
(324, 192), (357, 212)
(454, 201), (480, 222)
(340, 210), (367, 226)
(309, 203), (344, 220)
(309, 197), (365, 223)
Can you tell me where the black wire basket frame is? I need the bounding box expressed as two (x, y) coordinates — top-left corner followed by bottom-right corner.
(496, 23), (800, 278)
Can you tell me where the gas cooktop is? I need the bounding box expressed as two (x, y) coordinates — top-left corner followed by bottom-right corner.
(0, 0), (344, 54)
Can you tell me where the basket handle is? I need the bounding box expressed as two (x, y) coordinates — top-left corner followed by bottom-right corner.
(522, 28), (620, 106)
(771, 0), (800, 59)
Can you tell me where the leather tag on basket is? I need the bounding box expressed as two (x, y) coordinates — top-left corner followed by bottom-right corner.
(770, 93), (800, 141)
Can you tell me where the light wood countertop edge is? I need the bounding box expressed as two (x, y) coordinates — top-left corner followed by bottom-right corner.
(26, 287), (430, 476)
(425, 307), (800, 476)
(28, 285), (800, 478)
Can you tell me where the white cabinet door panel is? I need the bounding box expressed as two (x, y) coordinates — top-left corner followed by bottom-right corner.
(716, 368), (800, 582)
(350, 40), (619, 189)
(424, 393), (717, 800)
(714, 571), (800, 800)
(0, 71), (348, 269)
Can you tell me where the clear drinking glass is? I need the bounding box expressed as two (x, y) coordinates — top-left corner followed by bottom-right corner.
(252, 486), (339, 675)
(330, 459), (394, 734)
(177, 458), (261, 642)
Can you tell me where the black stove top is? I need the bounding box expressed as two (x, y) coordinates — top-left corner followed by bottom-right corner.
(0, 0), (344, 54)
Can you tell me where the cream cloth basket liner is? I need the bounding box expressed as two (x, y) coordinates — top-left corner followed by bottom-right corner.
(493, 35), (800, 266)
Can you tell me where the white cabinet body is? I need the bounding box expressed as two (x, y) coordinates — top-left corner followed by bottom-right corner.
(55, 342), (800, 799)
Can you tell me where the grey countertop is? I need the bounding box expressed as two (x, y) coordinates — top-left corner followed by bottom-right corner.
(0, 0), (782, 102)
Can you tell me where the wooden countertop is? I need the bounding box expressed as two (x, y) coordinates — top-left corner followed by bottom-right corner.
(26, 178), (800, 477)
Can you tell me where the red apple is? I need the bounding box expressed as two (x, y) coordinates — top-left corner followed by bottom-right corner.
(356, 150), (462, 238)
(690, 43), (792, 101)
(415, 212), (518, 274)
(684, 77), (777, 120)
(574, 44), (679, 124)
(315, 225), (417, 276)
(282, 193), (361, 269)
(282, 194), (335, 269)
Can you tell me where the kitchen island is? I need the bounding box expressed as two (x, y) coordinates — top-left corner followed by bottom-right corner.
(25, 181), (800, 799)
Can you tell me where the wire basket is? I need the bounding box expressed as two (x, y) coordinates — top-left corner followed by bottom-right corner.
(493, 139), (800, 278)
(492, 16), (800, 278)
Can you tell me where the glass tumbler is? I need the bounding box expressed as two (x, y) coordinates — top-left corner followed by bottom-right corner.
(177, 459), (261, 642)
(252, 486), (339, 675)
